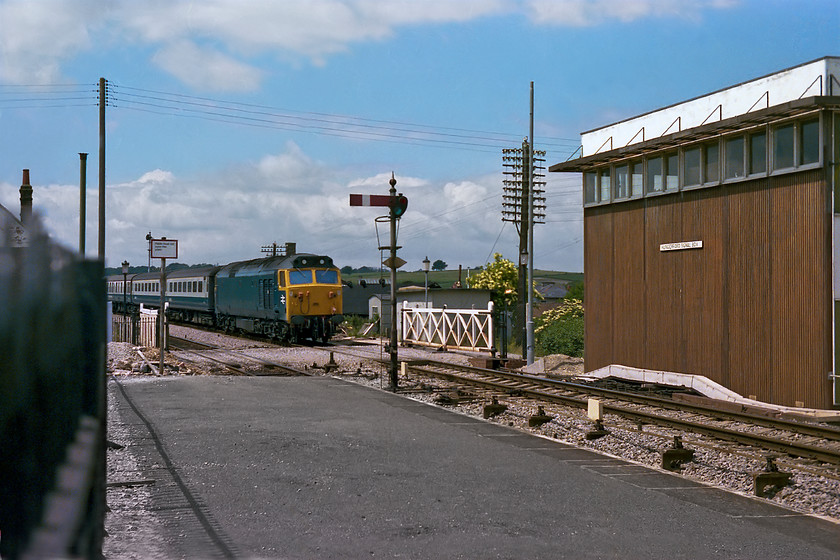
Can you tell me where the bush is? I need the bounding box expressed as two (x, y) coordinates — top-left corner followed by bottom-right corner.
(535, 299), (584, 357)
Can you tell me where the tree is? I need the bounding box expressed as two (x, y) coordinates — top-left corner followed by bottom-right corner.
(432, 259), (447, 271)
(564, 280), (584, 301)
(535, 299), (584, 357)
(468, 254), (518, 309)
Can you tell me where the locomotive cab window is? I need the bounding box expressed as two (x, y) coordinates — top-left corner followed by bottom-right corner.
(316, 270), (339, 284)
(289, 270), (313, 285)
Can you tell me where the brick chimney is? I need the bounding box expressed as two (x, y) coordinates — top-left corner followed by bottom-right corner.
(19, 169), (32, 224)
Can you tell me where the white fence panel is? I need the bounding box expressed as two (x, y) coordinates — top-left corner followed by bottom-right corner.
(401, 303), (494, 352)
(111, 310), (158, 347)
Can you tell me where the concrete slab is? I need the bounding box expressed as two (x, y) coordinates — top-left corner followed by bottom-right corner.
(110, 375), (840, 560)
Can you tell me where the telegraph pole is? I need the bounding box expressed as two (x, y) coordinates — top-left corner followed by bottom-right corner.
(98, 78), (106, 260)
(79, 153), (87, 254)
(526, 82), (535, 364)
(501, 82), (545, 364)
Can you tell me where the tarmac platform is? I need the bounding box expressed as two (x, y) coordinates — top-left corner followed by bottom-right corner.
(110, 375), (840, 559)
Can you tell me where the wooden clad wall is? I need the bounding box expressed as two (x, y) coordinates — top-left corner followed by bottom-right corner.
(583, 169), (831, 408)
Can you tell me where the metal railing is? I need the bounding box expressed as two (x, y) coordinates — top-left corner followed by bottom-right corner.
(401, 303), (494, 352)
(0, 215), (106, 559)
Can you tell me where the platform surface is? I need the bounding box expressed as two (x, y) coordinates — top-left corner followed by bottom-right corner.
(110, 375), (840, 559)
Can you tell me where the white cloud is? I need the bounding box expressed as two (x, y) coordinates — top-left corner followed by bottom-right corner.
(0, 0), (737, 87)
(0, 0), (96, 83)
(525, 0), (738, 26)
(152, 41), (264, 92)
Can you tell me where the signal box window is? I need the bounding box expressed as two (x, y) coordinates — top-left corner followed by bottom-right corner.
(725, 136), (745, 180)
(630, 161), (643, 197)
(584, 172), (597, 204)
(684, 147), (701, 187)
(599, 168), (611, 202)
(704, 143), (719, 183)
(614, 164), (629, 199)
(800, 118), (820, 165)
(773, 123), (795, 170)
(646, 157), (663, 193)
(750, 132), (766, 174)
(665, 153), (678, 190)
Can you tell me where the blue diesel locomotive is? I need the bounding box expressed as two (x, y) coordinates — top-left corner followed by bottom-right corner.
(107, 251), (344, 342)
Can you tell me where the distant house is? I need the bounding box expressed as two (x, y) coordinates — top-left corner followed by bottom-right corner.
(341, 281), (390, 316)
(534, 281), (569, 317)
(396, 286), (493, 311)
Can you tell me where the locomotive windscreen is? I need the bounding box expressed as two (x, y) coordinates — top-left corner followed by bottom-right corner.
(315, 270), (338, 283)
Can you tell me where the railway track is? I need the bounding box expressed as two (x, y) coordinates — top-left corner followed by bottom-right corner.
(397, 360), (840, 466)
(168, 335), (309, 377)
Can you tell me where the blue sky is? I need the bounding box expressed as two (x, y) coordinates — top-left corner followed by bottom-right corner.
(0, 0), (837, 272)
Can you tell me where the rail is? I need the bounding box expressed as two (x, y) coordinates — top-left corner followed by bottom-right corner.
(401, 304), (494, 352)
(0, 216), (106, 559)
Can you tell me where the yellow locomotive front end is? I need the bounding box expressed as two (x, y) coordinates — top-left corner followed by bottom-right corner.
(280, 255), (343, 342)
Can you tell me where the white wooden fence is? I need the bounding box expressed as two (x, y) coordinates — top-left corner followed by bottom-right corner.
(111, 308), (158, 347)
(401, 303), (494, 352)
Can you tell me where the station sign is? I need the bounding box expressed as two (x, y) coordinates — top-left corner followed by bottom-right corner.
(151, 238), (178, 259)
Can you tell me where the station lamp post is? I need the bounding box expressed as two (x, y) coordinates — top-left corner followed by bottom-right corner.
(423, 256), (430, 307)
(121, 260), (129, 312)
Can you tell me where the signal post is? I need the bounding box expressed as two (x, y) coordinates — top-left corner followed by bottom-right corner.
(349, 173), (408, 391)
(150, 237), (178, 374)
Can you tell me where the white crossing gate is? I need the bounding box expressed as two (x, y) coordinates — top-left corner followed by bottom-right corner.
(401, 303), (494, 352)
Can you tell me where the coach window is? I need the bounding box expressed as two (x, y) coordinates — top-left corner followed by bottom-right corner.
(724, 136), (745, 180)
(584, 171), (597, 204)
(646, 156), (663, 193)
(749, 131), (767, 175)
(614, 164), (629, 199)
(198, 281), (203, 293)
(599, 168), (611, 203)
(665, 152), (679, 190)
(704, 142), (720, 184)
(683, 147), (701, 187)
(630, 161), (644, 197)
(773, 122), (795, 170)
(800, 118), (820, 165)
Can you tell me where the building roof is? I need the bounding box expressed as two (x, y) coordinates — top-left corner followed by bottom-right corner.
(0, 202), (27, 247)
(551, 56), (840, 173)
(550, 96), (840, 173)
